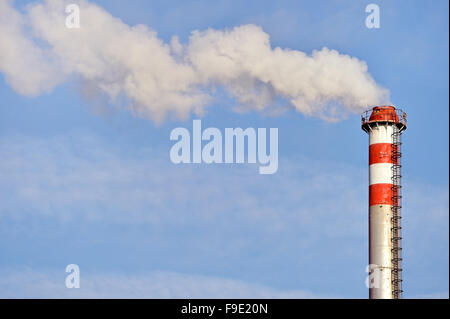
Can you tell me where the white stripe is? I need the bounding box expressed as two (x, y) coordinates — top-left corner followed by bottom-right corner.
(369, 124), (393, 145)
(369, 163), (393, 185)
(369, 205), (393, 299)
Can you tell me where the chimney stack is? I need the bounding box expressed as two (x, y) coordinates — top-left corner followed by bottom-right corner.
(362, 106), (407, 299)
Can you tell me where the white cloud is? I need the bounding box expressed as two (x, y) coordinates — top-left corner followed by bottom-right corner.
(0, 268), (324, 298)
(0, 133), (367, 240)
(410, 292), (449, 299)
(0, 0), (389, 122)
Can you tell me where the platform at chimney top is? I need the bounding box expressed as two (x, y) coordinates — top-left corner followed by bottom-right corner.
(361, 105), (407, 133)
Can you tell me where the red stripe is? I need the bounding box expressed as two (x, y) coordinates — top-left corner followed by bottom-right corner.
(369, 143), (393, 164)
(369, 184), (393, 206)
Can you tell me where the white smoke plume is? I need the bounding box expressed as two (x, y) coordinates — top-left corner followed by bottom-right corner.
(0, 0), (390, 122)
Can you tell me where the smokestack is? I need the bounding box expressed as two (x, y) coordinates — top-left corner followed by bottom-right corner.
(362, 106), (407, 299)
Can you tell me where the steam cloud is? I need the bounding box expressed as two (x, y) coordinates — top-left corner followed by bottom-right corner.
(0, 0), (390, 122)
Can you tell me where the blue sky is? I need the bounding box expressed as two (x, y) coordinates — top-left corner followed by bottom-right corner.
(0, 0), (448, 298)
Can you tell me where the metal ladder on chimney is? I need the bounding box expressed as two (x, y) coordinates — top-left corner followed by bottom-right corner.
(391, 124), (403, 299)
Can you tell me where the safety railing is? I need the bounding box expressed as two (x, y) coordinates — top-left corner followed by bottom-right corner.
(361, 107), (407, 127)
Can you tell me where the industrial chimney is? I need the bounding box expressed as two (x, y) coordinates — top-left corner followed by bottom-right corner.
(361, 106), (407, 299)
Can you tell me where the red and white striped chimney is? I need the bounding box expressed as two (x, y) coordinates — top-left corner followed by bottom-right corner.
(362, 106), (407, 299)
